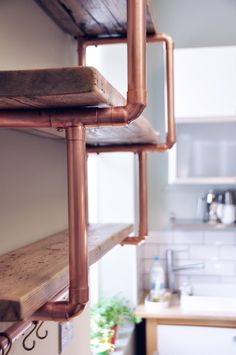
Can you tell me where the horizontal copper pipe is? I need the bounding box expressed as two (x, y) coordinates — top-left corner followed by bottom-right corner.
(78, 33), (174, 47)
(0, 321), (32, 353)
(0, 288), (70, 351)
(87, 143), (171, 154)
(122, 151), (148, 245)
(34, 125), (88, 321)
(0, 104), (142, 128)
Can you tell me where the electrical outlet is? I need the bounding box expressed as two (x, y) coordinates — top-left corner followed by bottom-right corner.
(59, 321), (74, 354)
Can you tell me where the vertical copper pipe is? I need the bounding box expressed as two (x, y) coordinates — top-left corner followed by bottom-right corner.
(154, 33), (175, 150)
(77, 40), (86, 66)
(78, 0), (147, 103)
(127, 0), (146, 106)
(122, 151), (148, 245)
(85, 153), (89, 226)
(138, 151), (148, 237)
(33, 125), (88, 321)
(66, 125), (88, 305)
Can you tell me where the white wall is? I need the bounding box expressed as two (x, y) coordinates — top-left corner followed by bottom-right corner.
(0, 1), (90, 354)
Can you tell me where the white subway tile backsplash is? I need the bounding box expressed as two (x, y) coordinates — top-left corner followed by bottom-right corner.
(159, 245), (189, 260)
(173, 231), (204, 244)
(190, 245), (219, 260)
(220, 276), (236, 284)
(140, 229), (236, 289)
(234, 233), (236, 244)
(143, 274), (150, 290)
(189, 275), (220, 284)
(220, 246), (236, 260)
(205, 261), (235, 276)
(143, 259), (153, 274)
(147, 230), (173, 244)
(142, 244), (161, 259)
(204, 231), (234, 245)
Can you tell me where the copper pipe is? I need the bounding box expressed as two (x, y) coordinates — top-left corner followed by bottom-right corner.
(0, 321), (32, 353)
(127, 0), (146, 107)
(33, 125), (88, 321)
(77, 41), (86, 66)
(154, 33), (175, 150)
(87, 143), (170, 154)
(122, 151), (148, 245)
(85, 153), (89, 226)
(79, 33), (173, 47)
(0, 287), (69, 351)
(0, 0), (147, 130)
(80, 32), (175, 152)
(78, 0), (147, 105)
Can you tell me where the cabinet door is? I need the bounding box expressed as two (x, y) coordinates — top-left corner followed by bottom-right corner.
(158, 325), (236, 355)
(174, 46), (236, 119)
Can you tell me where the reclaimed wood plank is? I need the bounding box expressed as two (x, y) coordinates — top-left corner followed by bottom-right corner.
(0, 67), (125, 109)
(23, 115), (160, 145)
(0, 223), (133, 321)
(35, 0), (157, 38)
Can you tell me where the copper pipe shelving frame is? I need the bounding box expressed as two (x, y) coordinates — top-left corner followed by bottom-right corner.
(82, 32), (175, 245)
(0, 0), (148, 328)
(0, 0), (175, 350)
(78, 32), (175, 152)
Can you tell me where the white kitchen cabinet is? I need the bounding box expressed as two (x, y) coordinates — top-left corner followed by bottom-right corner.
(168, 120), (236, 184)
(169, 46), (236, 184)
(158, 325), (236, 355)
(174, 46), (236, 119)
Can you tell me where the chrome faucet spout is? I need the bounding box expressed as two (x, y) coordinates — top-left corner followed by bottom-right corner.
(173, 262), (205, 272)
(165, 249), (204, 293)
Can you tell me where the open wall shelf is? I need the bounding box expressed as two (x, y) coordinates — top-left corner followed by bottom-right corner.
(0, 223), (132, 321)
(0, 66), (160, 145)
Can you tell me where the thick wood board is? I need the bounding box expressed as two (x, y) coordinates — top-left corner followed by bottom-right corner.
(0, 67), (125, 109)
(0, 223), (133, 321)
(35, 0), (157, 38)
(24, 114), (160, 145)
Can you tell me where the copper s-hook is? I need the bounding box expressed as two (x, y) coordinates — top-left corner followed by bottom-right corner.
(22, 322), (38, 351)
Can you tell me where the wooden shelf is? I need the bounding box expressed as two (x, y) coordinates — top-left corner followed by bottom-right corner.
(0, 223), (133, 322)
(0, 67), (125, 109)
(35, 0), (157, 38)
(0, 66), (159, 145)
(25, 115), (160, 145)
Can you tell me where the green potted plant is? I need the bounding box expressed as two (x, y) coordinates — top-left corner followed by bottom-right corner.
(90, 296), (141, 353)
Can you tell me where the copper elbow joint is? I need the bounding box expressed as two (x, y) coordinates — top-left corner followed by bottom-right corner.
(33, 301), (86, 322)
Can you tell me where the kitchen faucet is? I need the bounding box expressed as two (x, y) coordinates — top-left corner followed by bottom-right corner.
(165, 249), (205, 293)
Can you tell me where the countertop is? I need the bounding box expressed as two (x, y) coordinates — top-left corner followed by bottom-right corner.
(136, 294), (236, 327)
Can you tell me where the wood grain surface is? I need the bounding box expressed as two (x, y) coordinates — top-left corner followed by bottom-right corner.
(0, 223), (133, 321)
(35, 0), (157, 38)
(0, 67), (125, 109)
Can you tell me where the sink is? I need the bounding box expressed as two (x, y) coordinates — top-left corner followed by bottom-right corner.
(180, 284), (236, 313)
